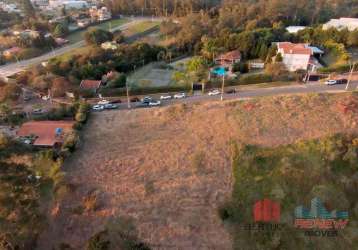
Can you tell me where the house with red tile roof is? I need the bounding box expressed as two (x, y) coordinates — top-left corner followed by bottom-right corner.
(79, 80), (102, 92)
(17, 121), (75, 147)
(3, 47), (22, 58)
(276, 42), (324, 72)
(215, 50), (241, 66)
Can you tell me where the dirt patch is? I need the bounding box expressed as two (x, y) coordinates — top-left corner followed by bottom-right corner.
(37, 92), (358, 249)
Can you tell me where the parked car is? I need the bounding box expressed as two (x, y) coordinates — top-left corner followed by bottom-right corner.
(225, 89), (236, 94)
(141, 96), (152, 103)
(208, 89), (221, 96)
(110, 99), (122, 104)
(325, 80), (337, 85)
(104, 104), (119, 109)
(23, 96), (31, 101)
(148, 100), (161, 106)
(130, 97), (140, 102)
(160, 95), (172, 100)
(98, 99), (110, 105)
(92, 105), (104, 111)
(336, 78), (348, 84)
(41, 95), (50, 101)
(174, 93), (186, 99)
(32, 108), (43, 115)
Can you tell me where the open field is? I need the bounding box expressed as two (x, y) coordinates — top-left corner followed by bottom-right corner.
(38, 92), (358, 249)
(123, 20), (160, 37)
(66, 18), (129, 44)
(128, 62), (175, 87)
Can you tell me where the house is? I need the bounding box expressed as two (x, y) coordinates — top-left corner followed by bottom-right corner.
(80, 79), (102, 92)
(3, 47), (22, 58)
(215, 50), (241, 66)
(17, 120), (75, 147)
(89, 6), (112, 21)
(101, 41), (118, 50)
(55, 37), (69, 46)
(323, 18), (358, 31)
(13, 29), (40, 38)
(275, 42), (324, 72)
(286, 26), (306, 34)
(77, 19), (91, 28)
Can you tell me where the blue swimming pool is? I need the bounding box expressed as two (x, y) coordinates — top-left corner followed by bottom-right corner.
(212, 67), (227, 76)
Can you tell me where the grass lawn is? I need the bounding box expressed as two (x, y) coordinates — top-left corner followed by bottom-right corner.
(66, 18), (129, 44)
(123, 20), (160, 37)
(237, 81), (297, 90)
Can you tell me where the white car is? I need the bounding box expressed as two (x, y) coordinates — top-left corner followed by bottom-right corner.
(208, 89), (221, 96)
(92, 105), (104, 111)
(148, 100), (161, 106)
(174, 93), (186, 99)
(160, 95), (172, 100)
(42, 95), (50, 101)
(325, 80), (337, 85)
(104, 103), (118, 109)
(97, 99), (110, 105)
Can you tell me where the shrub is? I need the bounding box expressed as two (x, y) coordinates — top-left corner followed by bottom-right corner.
(86, 231), (110, 250)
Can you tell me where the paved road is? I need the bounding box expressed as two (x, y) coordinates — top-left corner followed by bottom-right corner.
(97, 82), (357, 111)
(0, 17), (160, 78)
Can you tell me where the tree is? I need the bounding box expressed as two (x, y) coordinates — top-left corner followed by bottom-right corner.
(108, 73), (126, 88)
(84, 28), (113, 45)
(19, 0), (35, 17)
(0, 83), (21, 101)
(51, 77), (70, 97)
(53, 23), (69, 38)
(275, 52), (283, 62)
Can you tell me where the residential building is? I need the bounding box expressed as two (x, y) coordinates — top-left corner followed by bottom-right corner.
(3, 47), (22, 58)
(17, 120), (75, 147)
(80, 79), (102, 92)
(77, 18), (91, 28)
(323, 17), (358, 31)
(0, 2), (21, 14)
(89, 6), (111, 21)
(49, 0), (88, 9)
(215, 50), (241, 66)
(101, 41), (118, 50)
(275, 42), (324, 72)
(286, 26), (306, 34)
(30, 0), (49, 8)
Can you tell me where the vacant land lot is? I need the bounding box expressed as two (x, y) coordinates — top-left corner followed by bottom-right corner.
(128, 62), (175, 87)
(66, 18), (129, 44)
(38, 92), (358, 249)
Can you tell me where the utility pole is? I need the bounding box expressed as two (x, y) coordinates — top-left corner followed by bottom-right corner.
(126, 80), (131, 109)
(220, 74), (225, 101)
(346, 62), (356, 91)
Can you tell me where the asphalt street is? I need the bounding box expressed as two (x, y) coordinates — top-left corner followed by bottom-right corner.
(0, 17), (158, 78)
(96, 82), (357, 111)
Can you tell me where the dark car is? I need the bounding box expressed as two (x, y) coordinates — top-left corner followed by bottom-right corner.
(130, 97), (140, 102)
(110, 99), (122, 104)
(225, 89), (236, 94)
(337, 79), (348, 84)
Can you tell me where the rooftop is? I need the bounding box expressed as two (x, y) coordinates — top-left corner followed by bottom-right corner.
(80, 79), (102, 90)
(17, 120), (75, 147)
(277, 42), (312, 55)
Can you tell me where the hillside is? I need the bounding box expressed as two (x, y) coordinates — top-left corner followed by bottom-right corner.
(38, 92), (358, 249)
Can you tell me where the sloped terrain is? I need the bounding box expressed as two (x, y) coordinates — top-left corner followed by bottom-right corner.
(38, 92), (358, 249)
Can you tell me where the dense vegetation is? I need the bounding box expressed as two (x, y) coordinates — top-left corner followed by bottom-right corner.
(104, 0), (358, 24)
(220, 134), (358, 249)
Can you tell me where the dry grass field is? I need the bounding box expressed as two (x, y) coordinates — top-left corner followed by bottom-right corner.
(38, 92), (358, 249)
